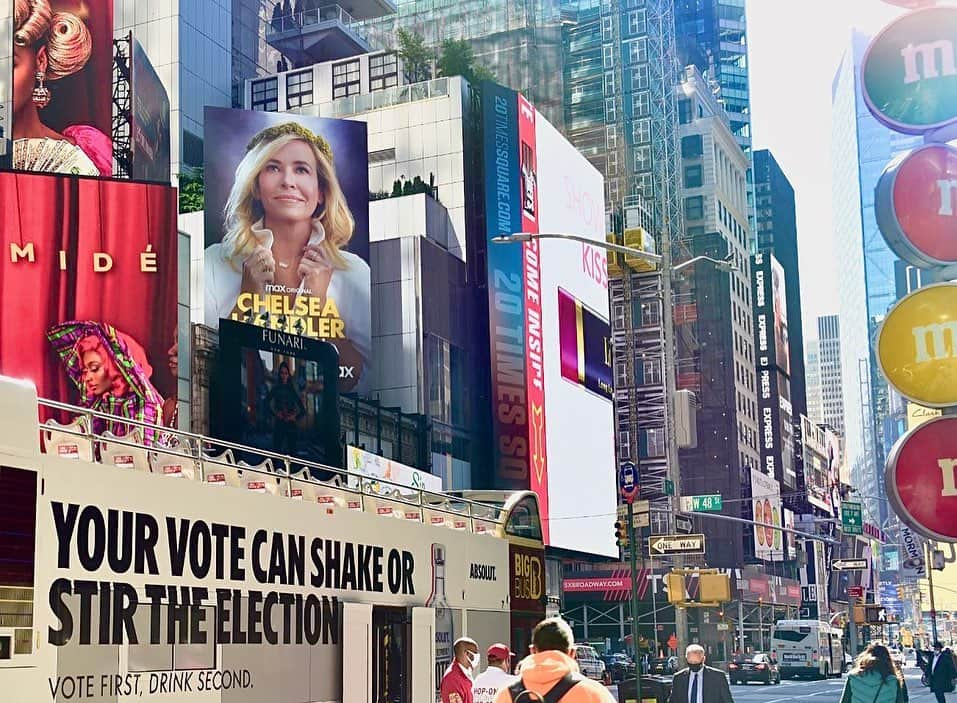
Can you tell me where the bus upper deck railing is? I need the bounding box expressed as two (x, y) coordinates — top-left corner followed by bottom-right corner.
(34, 397), (507, 536)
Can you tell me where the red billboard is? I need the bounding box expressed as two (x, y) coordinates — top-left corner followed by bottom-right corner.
(10, 0), (114, 176)
(0, 172), (178, 432)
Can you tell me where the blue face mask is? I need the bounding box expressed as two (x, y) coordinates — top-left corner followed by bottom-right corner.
(689, 662), (704, 672)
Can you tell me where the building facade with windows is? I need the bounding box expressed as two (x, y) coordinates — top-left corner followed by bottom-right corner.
(675, 0), (753, 230)
(675, 66), (758, 567)
(753, 149), (806, 425)
(831, 30), (922, 526)
(816, 315), (845, 436)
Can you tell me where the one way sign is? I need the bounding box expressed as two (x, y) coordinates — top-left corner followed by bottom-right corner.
(832, 559), (869, 571)
(648, 534), (706, 555)
(675, 514), (694, 535)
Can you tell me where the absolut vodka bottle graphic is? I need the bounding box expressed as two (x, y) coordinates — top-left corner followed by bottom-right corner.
(426, 543), (453, 693)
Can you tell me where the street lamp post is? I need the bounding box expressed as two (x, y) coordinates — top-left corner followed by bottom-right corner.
(493, 231), (735, 667)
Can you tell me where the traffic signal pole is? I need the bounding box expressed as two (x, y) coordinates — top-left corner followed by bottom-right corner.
(926, 542), (939, 644)
(628, 501), (642, 703)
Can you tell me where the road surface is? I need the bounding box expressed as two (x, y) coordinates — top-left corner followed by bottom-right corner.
(607, 665), (934, 702)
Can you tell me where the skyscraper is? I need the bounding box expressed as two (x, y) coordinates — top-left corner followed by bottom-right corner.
(675, 66), (757, 567)
(753, 149), (807, 422)
(674, 0), (750, 148)
(816, 315), (845, 436)
(806, 339), (823, 426)
(831, 30), (922, 525)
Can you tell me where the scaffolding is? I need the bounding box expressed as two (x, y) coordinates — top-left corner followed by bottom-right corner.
(111, 34), (133, 179)
(600, 0), (687, 542)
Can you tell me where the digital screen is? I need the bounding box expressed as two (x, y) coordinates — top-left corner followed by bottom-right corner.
(9, 0), (114, 176)
(0, 172), (178, 431)
(131, 40), (171, 183)
(214, 320), (341, 472)
(558, 288), (612, 400)
(203, 107), (370, 395)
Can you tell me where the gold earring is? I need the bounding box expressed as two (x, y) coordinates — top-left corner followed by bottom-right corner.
(32, 71), (51, 108)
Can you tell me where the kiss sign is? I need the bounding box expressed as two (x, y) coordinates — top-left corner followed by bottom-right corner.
(885, 415), (957, 542)
(876, 144), (957, 268)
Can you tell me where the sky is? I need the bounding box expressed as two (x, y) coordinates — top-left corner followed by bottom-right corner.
(746, 0), (907, 342)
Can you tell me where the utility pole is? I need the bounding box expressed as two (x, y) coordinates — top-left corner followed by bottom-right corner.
(660, 207), (689, 665)
(628, 501), (642, 702)
(926, 542), (939, 644)
(849, 593), (859, 656)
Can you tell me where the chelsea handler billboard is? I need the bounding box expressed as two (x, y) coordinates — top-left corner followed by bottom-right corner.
(203, 108), (371, 395)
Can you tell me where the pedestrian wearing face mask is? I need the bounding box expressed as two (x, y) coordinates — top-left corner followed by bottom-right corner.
(441, 637), (480, 703)
(668, 644), (734, 703)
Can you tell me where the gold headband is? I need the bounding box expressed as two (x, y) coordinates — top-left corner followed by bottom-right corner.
(246, 122), (333, 162)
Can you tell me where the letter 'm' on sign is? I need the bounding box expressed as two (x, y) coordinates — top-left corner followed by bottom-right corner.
(938, 179), (957, 216)
(912, 322), (957, 362)
(900, 40), (957, 85)
(940, 457), (957, 497)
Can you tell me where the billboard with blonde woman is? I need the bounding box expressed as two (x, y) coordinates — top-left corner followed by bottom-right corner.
(203, 107), (370, 395)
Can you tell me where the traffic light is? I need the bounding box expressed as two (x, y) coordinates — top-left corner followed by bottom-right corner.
(665, 572), (686, 605)
(615, 520), (629, 547)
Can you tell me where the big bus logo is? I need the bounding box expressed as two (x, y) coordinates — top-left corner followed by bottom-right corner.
(511, 549), (543, 603)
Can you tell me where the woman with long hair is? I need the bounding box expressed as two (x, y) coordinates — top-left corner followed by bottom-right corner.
(204, 121), (370, 392)
(12, 0), (111, 175)
(840, 644), (909, 703)
(47, 321), (164, 444)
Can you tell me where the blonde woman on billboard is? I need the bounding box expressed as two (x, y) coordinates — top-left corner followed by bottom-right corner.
(12, 0), (112, 175)
(204, 122), (371, 392)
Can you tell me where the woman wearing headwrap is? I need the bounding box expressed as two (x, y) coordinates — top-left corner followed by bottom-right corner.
(47, 321), (164, 444)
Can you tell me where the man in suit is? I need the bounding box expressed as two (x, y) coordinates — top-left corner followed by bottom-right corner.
(668, 644), (734, 703)
(925, 641), (956, 703)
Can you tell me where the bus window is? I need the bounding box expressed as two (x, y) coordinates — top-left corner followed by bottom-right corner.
(773, 630), (809, 642)
(505, 495), (543, 541)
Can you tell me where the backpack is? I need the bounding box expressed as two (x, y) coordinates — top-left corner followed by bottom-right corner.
(507, 673), (582, 703)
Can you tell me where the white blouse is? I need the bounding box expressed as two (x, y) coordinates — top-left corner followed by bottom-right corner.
(204, 220), (372, 392)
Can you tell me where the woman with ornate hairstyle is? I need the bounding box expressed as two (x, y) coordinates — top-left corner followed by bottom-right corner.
(204, 121), (371, 392)
(47, 321), (164, 444)
(12, 0), (112, 175)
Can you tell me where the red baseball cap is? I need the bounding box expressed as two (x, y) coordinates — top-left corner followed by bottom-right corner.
(487, 644), (515, 661)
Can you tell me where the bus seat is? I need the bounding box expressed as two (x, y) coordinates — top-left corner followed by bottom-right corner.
(245, 473), (281, 496)
(205, 465), (243, 488)
(98, 428), (149, 472)
(41, 417), (92, 462)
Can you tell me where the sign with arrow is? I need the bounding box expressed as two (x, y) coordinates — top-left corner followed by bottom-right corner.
(648, 534), (706, 556)
(832, 559), (869, 572)
(675, 514), (694, 535)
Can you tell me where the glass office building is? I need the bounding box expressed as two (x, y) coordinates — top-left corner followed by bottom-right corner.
(831, 30), (922, 526)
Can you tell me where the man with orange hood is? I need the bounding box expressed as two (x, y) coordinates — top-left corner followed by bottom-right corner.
(495, 618), (615, 703)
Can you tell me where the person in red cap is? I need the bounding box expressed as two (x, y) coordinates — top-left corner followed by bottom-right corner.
(473, 643), (518, 703)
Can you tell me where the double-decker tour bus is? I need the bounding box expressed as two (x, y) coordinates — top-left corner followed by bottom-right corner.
(771, 619), (844, 679)
(0, 377), (544, 703)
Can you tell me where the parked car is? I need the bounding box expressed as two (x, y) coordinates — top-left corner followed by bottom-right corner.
(574, 643), (605, 681)
(648, 656), (679, 675)
(729, 653), (781, 685)
(602, 653), (634, 682)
